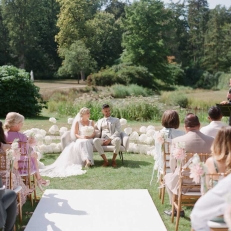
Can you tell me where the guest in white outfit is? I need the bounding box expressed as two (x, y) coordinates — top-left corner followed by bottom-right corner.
(200, 106), (226, 138)
(160, 110), (185, 139)
(93, 104), (121, 167)
(191, 174), (231, 231)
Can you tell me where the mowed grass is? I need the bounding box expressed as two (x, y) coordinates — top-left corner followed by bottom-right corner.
(12, 115), (193, 231)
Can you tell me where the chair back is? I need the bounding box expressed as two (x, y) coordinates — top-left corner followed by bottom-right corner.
(163, 141), (171, 175)
(0, 149), (13, 189)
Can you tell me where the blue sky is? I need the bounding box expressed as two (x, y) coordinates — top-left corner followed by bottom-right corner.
(127, 0), (230, 9)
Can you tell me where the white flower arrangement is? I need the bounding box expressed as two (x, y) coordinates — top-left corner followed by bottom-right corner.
(120, 118), (127, 126)
(139, 126), (147, 133)
(49, 125), (59, 134)
(139, 134), (148, 143)
(67, 118), (74, 124)
(49, 117), (57, 123)
(146, 129), (155, 137)
(59, 127), (68, 136)
(146, 125), (155, 131)
(80, 126), (94, 137)
(129, 131), (139, 141)
(124, 127), (132, 135)
(44, 136), (52, 145)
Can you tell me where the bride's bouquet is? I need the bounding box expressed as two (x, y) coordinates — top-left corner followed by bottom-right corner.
(81, 126), (94, 137)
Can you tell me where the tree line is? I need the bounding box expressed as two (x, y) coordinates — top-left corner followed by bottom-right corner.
(0, 0), (231, 89)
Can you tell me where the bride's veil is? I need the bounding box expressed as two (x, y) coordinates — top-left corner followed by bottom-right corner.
(70, 112), (81, 141)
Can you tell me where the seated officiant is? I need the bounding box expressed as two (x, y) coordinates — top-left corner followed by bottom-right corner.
(93, 104), (121, 167)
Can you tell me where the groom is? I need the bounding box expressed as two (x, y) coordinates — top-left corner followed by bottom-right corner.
(93, 104), (121, 167)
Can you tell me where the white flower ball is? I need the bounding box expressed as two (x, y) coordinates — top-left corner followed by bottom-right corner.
(38, 144), (48, 154)
(44, 136), (52, 145)
(146, 137), (154, 145)
(146, 129), (155, 137)
(147, 125), (155, 131)
(53, 145), (61, 153)
(49, 125), (59, 134)
(120, 118), (127, 126)
(23, 129), (33, 137)
(124, 127), (132, 135)
(49, 117), (57, 123)
(139, 134), (148, 143)
(39, 129), (47, 137)
(68, 118), (74, 124)
(129, 131), (139, 141)
(46, 144), (53, 153)
(35, 134), (44, 145)
(139, 126), (147, 133)
(59, 127), (68, 136)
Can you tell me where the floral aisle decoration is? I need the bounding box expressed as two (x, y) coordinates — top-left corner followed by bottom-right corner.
(189, 153), (207, 195)
(6, 139), (21, 171)
(172, 141), (186, 166)
(120, 118), (127, 126)
(150, 131), (168, 184)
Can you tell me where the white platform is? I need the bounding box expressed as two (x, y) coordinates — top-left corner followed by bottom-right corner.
(25, 189), (167, 231)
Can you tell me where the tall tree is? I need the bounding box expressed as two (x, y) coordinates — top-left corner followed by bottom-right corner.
(187, 0), (209, 66)
(122, 0), (173, 84)
(85, 12), (123, 68)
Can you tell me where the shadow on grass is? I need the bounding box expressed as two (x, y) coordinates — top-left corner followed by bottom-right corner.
(93, 159), (152, 169)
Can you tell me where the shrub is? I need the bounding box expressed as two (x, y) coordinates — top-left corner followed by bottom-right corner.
(217, 72), (231, 90)
(0, 65), (45, 117)
(87, 64), (154, 88)
(111, 84), (151, 98)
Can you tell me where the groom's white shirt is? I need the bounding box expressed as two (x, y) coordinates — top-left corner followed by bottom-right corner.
(95, 116), (121, 139)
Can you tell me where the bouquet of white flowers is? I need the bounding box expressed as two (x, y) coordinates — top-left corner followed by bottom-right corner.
(81, 126), (94, 137)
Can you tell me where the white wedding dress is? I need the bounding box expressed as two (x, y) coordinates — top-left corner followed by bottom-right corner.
(40, 120), (94, 178)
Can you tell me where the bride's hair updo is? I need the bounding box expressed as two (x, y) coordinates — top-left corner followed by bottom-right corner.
(4, 112), (24, 130)
(79, 107), (90, 117)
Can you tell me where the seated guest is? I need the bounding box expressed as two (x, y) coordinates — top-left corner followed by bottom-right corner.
(160, 110), (185, 139)
(93, 104), (121, 167)
(0, 121), (29, 206)
(4, 112), (50, 189)
(191, 173), (231, 231)
(164, 113), (214, 216)
(0, 177), (17, 231)
(205, 126), (231, 187)
(200, 106), (226, 138)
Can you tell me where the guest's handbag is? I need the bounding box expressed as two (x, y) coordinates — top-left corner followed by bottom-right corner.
(0, 178), (6, 229)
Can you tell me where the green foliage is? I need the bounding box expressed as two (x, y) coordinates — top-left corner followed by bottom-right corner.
(217, 72), (231, 90)
(161, 91), (188, 108)
(168, 63), (185, 85)
(0, 65), (45, 117)
(122, 0), (173, 84)
(111, 84), (151, 98)
(58, 41), (96, 79)
(47, 95), (161, 121)
(87, 64), (154, 88)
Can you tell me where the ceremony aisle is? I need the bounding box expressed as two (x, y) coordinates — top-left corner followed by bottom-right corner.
(21, 153), (192, 231)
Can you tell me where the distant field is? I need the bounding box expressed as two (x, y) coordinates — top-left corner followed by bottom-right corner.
(34, 79), (87, 94)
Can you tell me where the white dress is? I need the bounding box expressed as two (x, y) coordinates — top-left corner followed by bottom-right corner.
(40, 121), (94, 178)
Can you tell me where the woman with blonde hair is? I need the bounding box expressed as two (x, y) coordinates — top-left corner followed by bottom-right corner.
(4, 112), (50, 190)
(205, 126), (231, 181)
(40, 107), (95, 178)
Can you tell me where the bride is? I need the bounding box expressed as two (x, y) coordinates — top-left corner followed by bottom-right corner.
(40, 107), (95, 178)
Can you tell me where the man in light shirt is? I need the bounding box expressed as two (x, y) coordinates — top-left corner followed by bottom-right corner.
(200, 106), (226, 138)
(191, 174), (231, 231)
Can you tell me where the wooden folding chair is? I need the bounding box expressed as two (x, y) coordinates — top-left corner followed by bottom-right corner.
(171, 153), (210, 231)
(159, 141), (171, 204)
(0, 150), (23, 224)
(17, 141), (37, 206)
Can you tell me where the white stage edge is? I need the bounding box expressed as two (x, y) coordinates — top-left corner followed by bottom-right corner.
(25, 189), (167, 231)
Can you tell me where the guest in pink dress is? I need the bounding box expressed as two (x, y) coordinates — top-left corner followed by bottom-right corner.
(4, 112), (50, 190)
(0, 121), (28, 205)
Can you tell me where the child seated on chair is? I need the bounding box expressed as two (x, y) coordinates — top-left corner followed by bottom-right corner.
(4, 112), (50, 191)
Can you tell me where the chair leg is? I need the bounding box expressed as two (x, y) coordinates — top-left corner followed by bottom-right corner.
(171, 195), (175, 223)
(18, 192), (22, 224)
(119, 151), (124, 164)
(161, 186), (165, 204)
(175, 194), (182, 231)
